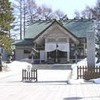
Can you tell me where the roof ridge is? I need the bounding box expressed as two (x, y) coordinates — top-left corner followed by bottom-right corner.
(31, 18), (93, 25)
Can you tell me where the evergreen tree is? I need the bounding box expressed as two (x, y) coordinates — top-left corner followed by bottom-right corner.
(90, 0), (100, 62)
(0, 0), (15, 53)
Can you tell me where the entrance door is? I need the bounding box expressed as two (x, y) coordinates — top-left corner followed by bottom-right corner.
(58, 50), (67, 63)
(47, 50), (67, 64)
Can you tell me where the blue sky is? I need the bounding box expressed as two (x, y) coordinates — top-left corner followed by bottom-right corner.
(36, 0), (97, 18)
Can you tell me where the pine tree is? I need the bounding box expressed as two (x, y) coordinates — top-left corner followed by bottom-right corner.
(0, 0), (15, 53)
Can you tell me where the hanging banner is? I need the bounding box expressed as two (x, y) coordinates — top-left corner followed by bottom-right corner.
(45, 42), (69, 52)
(57, 43), (69, 52)
(45, 43), (56, 52)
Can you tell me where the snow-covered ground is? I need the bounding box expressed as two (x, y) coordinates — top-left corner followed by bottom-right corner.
(2, 60), (71, 82)
(1, 57), (100, 84)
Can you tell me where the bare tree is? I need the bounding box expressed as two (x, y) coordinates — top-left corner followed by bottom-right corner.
(11, 0), (66, 39)
(81, 6), (92, 19)
(25, 0), (66, 22)
(74, 11), (80, 19)
(11, 0), (23, 40)
(53, 10), (65, 19)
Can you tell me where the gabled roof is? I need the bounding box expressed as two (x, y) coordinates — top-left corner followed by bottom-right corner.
(25, 20), (52, 39)
(25, 19), (94, 39)
(14, 39), (33, 46)
(63, 19), (93, 38)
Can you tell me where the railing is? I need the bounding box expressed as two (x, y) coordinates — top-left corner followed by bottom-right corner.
(77, 66), (100, 80)
(22, 69), (37, 81)
(70, 59), (82, 63)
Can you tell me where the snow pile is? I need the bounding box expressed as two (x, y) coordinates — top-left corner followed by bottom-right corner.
(6, 61), (32, 72)
(77, 58), (87, 66)
(69, 57), (100, 84)
(68, 79), (85, 84)
(90, 78), (100, 84)
(71, 58), (88, 80)
(71, 64), (77, 80)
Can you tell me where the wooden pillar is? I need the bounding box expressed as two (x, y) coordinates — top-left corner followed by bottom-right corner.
(44, 52), (47, 62)
(67, 38), (70, 62)
(67, 51), (70, 62)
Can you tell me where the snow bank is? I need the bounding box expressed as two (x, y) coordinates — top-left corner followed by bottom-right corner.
(68, 79), (85, 84)
(6, 61), (32, 71)
(71, 64), (77, 79)
(70, 57), (100, 84)
(77, 58), (87, 66)
(90, 78), (100, 84)
(3, 57), (100, 84)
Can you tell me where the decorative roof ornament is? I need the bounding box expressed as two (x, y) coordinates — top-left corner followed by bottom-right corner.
(58, 15), (68, 24)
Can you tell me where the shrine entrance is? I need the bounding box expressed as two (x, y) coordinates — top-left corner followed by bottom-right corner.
(47, 50), (67, 64)
(45, 42), (70, 64)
